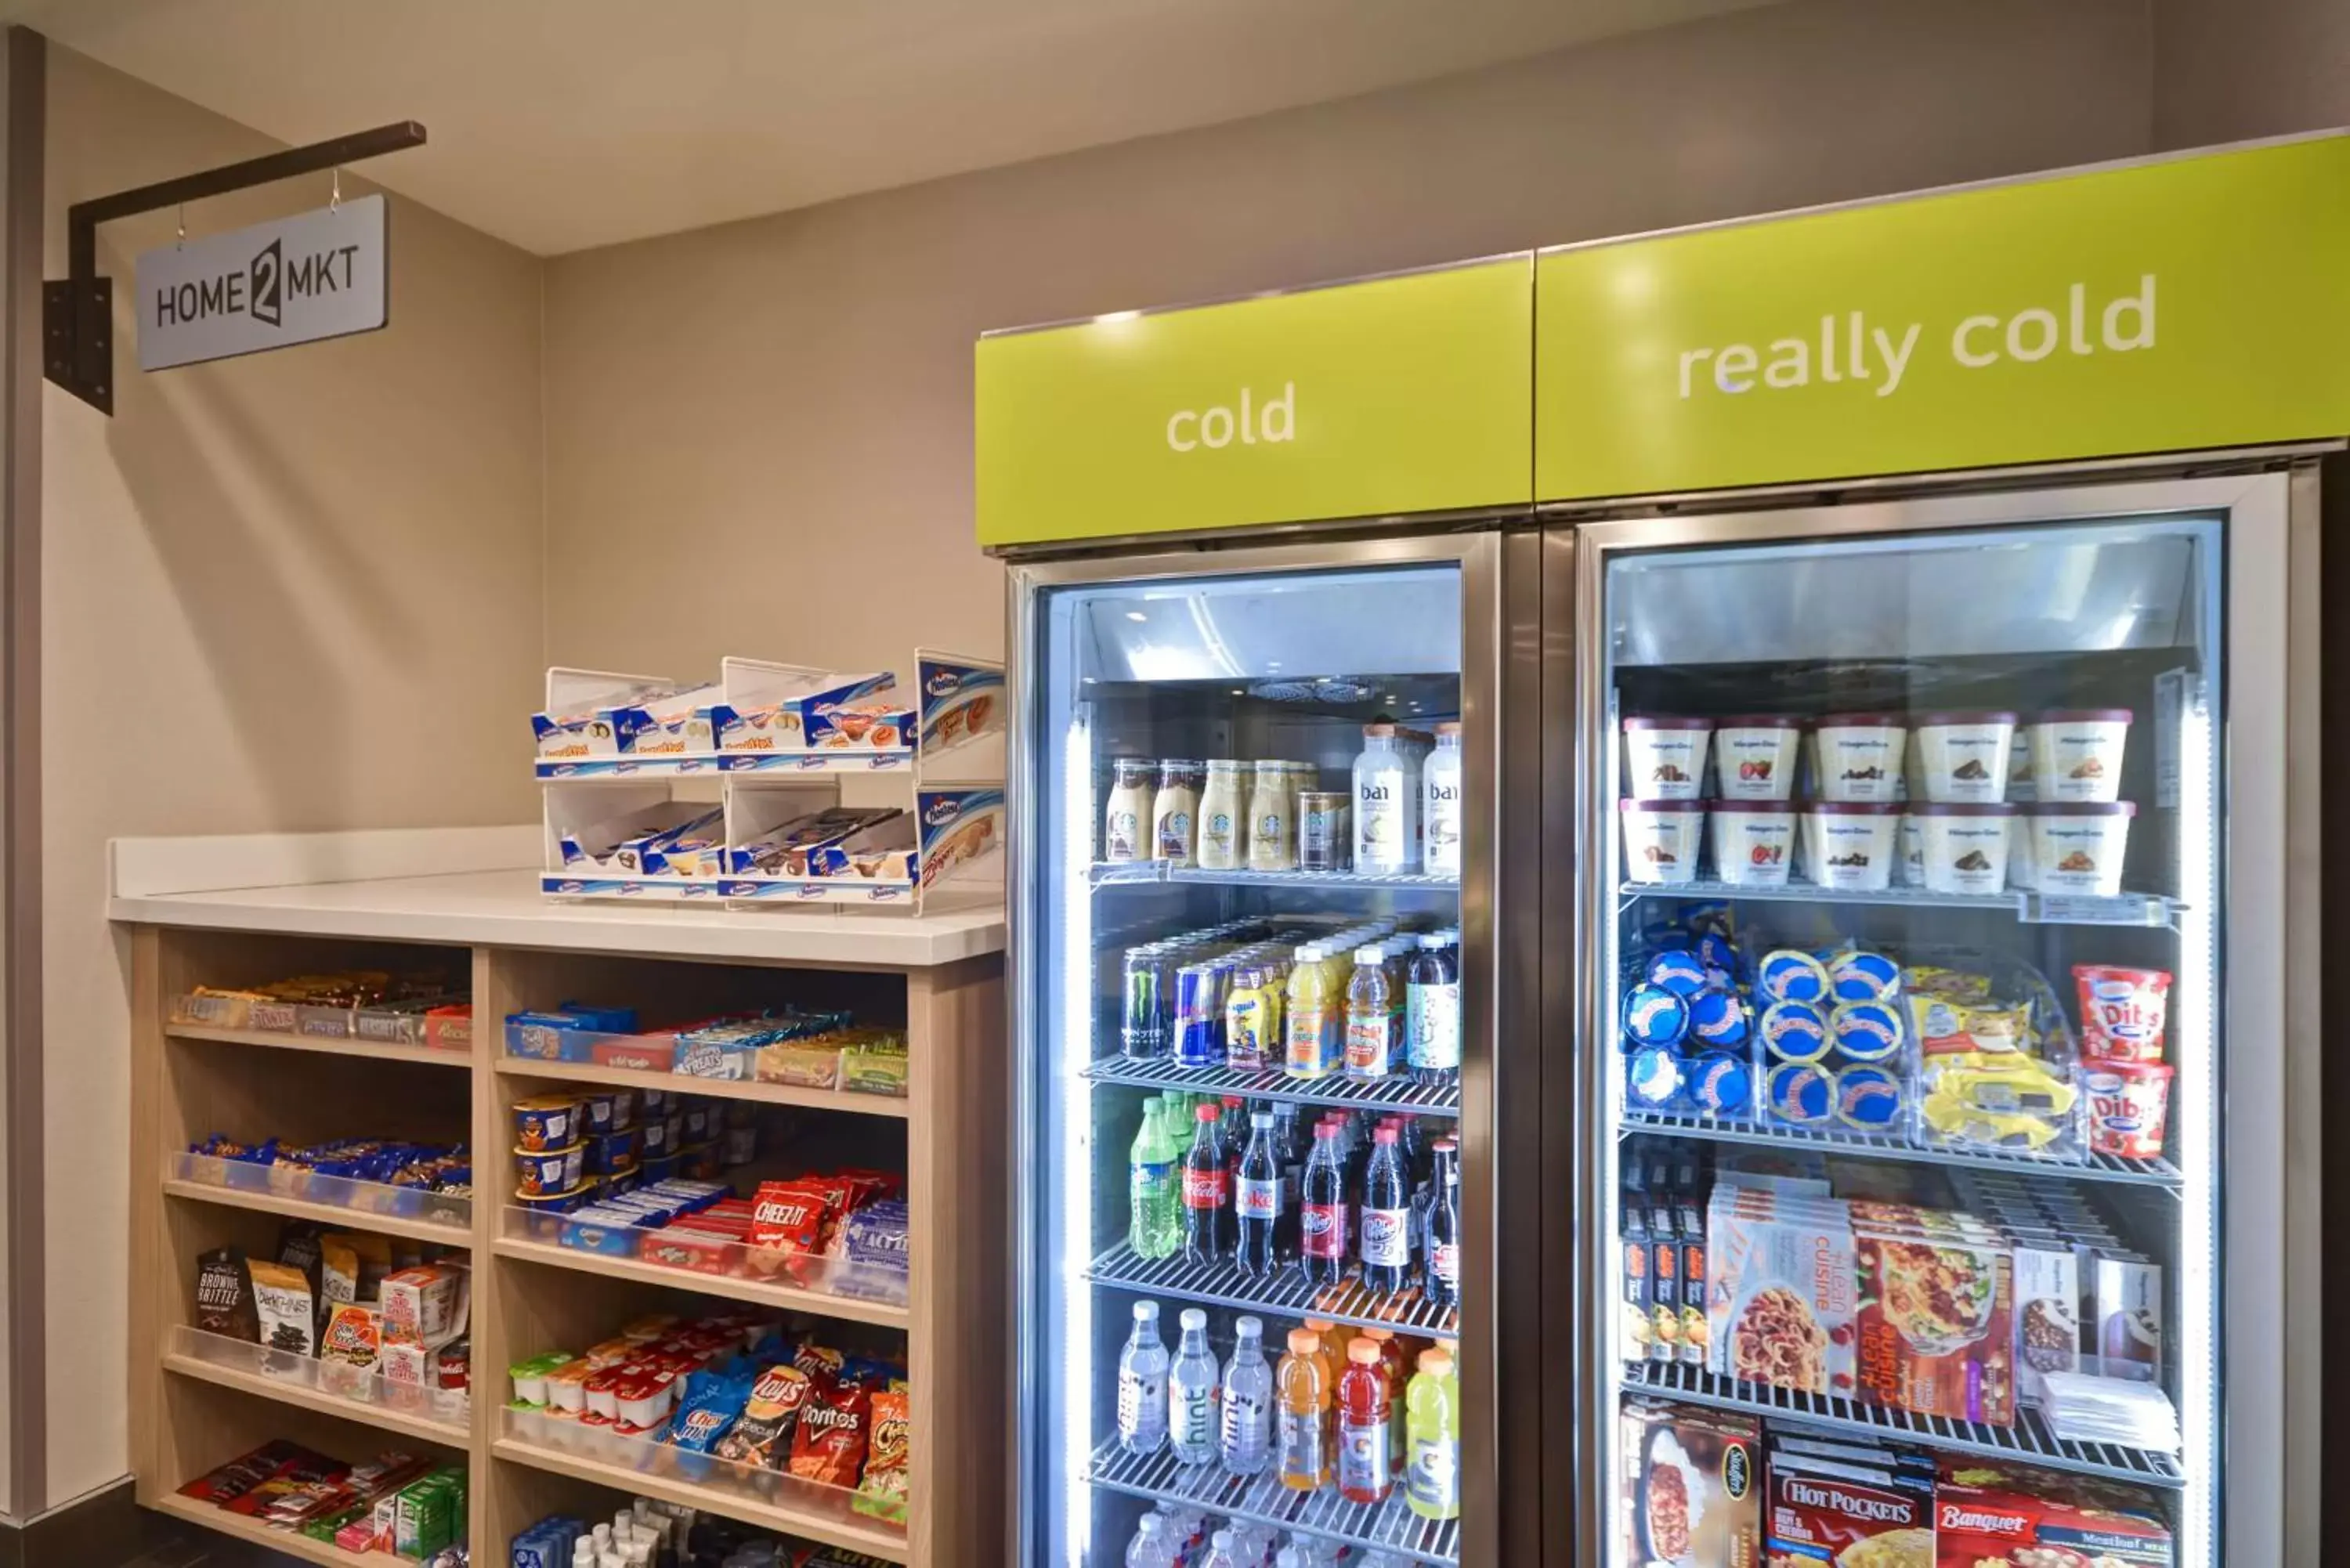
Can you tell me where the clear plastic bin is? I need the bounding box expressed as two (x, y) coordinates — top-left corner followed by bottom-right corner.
(501, 1404), (895, 1536)
(172, 1151), (474, 1229)
(500, 1206), (909, 1307)
(169, 1323), (468, 1429)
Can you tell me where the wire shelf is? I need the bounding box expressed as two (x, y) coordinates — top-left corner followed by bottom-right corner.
(1094, 862), (1459, 892)
(1617, 878), (2178, 929)
(1085, 1056), (1461, 1118)
(1087, 1437), (1459, 1566)
(1618, 1361), (2186, 1489)
(1087, 1243), (1459, 1336)
(1618, 1111), (2183, 1187)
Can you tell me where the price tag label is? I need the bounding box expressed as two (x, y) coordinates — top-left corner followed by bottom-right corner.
(2024, 893), (2167, 927)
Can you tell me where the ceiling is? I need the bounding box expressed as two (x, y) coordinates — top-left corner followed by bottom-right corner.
(7, 0), (1770, 255)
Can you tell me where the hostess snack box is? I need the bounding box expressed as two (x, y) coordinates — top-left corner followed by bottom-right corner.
(558, 803), (725, 879)
(715, 671), (895, 753)
(916, 655), (1004, 752)
(916, 788), (1004, 888)
(728, 807), (903, 878)
(805, 812), (919, 881)
(804, 699), (917, 751)
(533, 681), (721, 759)
(1618, 1396), (1759, 1568)
(1705, 1184), (1856, 1395)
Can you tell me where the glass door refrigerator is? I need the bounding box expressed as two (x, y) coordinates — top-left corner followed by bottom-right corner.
(1563, 470), (2306, 1568)
(1010, 533), (1531, 1568)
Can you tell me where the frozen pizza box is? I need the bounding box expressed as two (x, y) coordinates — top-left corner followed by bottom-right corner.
(1764, 1444), (1935, 1568)
(1619, 1397), (1759, 1568)
(1852, 1224), (2017, 1426)
(1933, 1459), (2174, 1567)
(1705, 1186), (1856, 1395)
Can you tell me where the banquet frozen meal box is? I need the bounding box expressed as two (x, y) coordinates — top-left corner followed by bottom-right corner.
(1853, 1216), (2016, 1426)
(1705, 1186), (1856, 1394)
(1618, 1396), (1759, 1568)
(1933, 1461), (2175, 1566)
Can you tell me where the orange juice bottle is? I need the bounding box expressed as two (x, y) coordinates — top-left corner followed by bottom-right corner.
(1276, 1327), (1332, 1490)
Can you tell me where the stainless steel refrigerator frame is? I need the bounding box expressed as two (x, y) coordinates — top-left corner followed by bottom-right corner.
(1546, 462), (2321, 1568)
(1003, 526), (1546, 1567)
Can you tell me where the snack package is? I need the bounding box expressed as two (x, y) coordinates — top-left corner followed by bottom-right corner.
(248, 1259), (316, 1356)
(177, 1441), (309, 1505)
(788, 1378), (872, 1488)
(317, 1304), (383, 1400)
(747, 1180), (833, 1282)
(713, 1362), (812, 1469)
(380, 1263), (468, 1348)
(853, 1391), (910, 1523)
(196, 1246), (259, 1341)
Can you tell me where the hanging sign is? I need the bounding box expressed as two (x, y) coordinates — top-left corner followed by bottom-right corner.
(1535, 134), (2350, 500)
(975, 256), (1532, 547)
(135, 194), (389, 372)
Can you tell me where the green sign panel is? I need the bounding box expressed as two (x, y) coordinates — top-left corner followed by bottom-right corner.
(975, 257), (1532, 546)
(1536, 135), (2350, 500)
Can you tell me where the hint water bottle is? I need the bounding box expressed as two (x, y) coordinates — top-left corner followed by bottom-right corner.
(1220, 1314), (1273, 1477)
(1169, 1308), (1220, 1465)
(1117, 1302), (1169, 1455)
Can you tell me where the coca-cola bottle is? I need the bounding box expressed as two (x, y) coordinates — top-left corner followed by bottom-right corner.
(1360, 1125), (1412, 1297)
(1235, 1111), (1281, 1278)
(1298, 1121), (1347, 1285)
(1423, 1136), (1462, 1310)
(1180, 1104), (1229, 1266)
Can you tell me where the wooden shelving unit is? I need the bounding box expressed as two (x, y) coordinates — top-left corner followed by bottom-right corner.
(125, 898), (1006, 1567)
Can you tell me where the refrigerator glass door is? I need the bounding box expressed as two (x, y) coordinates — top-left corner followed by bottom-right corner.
(1014, 544), (1489, 1568)
(1574, 479), (2285, 1568)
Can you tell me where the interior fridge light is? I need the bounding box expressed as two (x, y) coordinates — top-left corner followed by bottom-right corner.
(2175, 681), (2218, 1568)
(1060, 706), (1096, 1565)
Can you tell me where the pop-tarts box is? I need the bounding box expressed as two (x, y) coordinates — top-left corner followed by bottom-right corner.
(917, 656), (1004, 752)
(714, 672), (895, 753)
(533, 682), (721, 759)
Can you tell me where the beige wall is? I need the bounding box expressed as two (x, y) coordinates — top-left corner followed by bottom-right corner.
(542, 0), (2155, 683)
(38, 45), (542, 1505)
(2153, 0), (2350, 149)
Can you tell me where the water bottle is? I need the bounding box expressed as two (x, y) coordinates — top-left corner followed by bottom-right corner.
(1219, 1314), (1273, 1476)
(1169, 1308), (1220, 1465)
(1199, 1530), (1242, 1568)
(1125, 1514), (1177, 1568)
(1117, 1302), (1169, 1455)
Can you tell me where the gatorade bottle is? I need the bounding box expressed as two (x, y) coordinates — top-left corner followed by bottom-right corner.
(1336, 1338), (1394, 1505)
(1275, 1328), (1331, 1492)
(1297, 1122), (1347, 1285)
(1180, 1104), (1228, 1266)
(1360, 1327), (1411, 1469)
(1300, 1317), (1344, 1399)
(1405, 1347), (1462, 1521)
(1128, 1100), (1177, 1261)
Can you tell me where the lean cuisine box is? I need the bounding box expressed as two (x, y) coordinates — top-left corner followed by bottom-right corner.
(1705, 1183), (1857, 1395)
(1849, 1201), (2017, 1427)
(1618, 1397), (1759, 1568)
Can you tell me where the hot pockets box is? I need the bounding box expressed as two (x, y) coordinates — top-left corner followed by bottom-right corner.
(1764, 1443), (1934, 1568)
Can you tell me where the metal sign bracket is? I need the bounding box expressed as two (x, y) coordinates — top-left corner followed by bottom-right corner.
(42, 120), (425, 415)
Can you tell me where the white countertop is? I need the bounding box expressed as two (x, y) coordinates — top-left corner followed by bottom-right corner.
(107, 829), (1006, 967)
